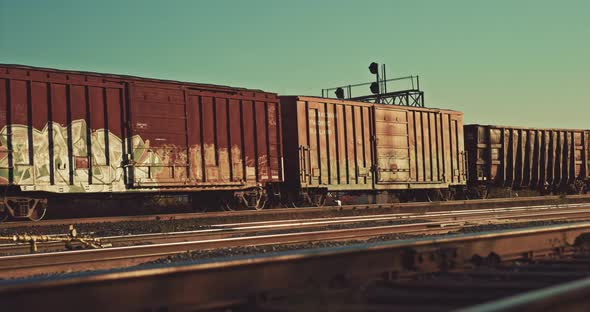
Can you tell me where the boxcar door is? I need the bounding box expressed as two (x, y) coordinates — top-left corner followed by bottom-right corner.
(373, 107), (411, 183)
(128, 82), (189, 187)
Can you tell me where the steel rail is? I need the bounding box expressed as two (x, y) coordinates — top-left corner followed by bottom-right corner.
(0, 201), (586, 244)
(2, 222), (590, 311)
(210, 202), (590, 228)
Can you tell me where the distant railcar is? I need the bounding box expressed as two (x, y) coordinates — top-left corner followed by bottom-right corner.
(464, 124), (590, 197)
(280, 96), (467, 205)
(0, 64), (283, 220)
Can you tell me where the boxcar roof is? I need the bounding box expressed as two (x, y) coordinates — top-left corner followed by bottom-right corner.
(0, 63), (274, 94)
(280, 95), (462, 115)
(465, 124), (589, 132)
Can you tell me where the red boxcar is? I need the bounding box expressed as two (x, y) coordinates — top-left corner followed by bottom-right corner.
(0, 64), (282, 219)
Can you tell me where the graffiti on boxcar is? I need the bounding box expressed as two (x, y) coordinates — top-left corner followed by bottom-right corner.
(188, 144), (257, 183)
(0, 119), (166, 192)
(0, 119), (274, 192)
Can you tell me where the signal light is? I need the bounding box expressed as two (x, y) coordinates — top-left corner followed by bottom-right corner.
(370, 82), (379, 94)
(335, 87), (345, 99)
(369, 62), (379, 75)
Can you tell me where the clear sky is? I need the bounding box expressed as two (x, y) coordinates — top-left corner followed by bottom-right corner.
(1, 0), (588, 128)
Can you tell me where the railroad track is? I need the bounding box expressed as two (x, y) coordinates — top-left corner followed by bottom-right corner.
(3, 202), (590, 278)
(2, 194), (589, 228)
(3, 202), (590, 256)
(2, 222), (590, 311)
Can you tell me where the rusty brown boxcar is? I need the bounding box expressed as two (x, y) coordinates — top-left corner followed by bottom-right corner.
(0, 64), (282, 219)
(280, 96), (466, 205)
(464, 124), (590, 197)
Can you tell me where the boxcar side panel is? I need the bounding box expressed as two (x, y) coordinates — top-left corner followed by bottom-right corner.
(336, 104), (347, 184)
(0, 64), (282, 194)
(327, 103), (337, 185)
(284, 97), (373, 191)
(0, 80), (8, 183)
(127, 83), (281, 189)
(242, 99), (257, 182)
(428, 113), (438, 182)
(344, 105), (356, 185)
(0, 66), (127, 193)
(375, 107), (465, 188)
(8, 79), (32, 186)
(282, 96), (466, 193)
(31, 81), (50, 185)
(585, 131), (590, 180)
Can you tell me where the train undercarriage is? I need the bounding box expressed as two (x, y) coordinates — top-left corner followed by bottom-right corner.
(467, 178), (590, 200)
(0, 185), (276, 221)
(0, 196), (47, 222)
(284, 187), (464, 208)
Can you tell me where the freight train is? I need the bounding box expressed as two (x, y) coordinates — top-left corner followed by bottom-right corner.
(0, 64), (588, 221)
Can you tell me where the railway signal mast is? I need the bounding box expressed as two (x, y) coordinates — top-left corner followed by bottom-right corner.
(368, 62), (382, 103)
(322, 62), (425, 107)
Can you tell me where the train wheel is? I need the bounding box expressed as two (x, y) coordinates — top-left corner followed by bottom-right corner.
(229, 188), (267, 211)
(243, 187), (267, 211)
(28, 204), (47, 222)
(221, 199), (236, 212)
(308, 190), (328, 207)
(467, 186), (488, 200)
(447, 189), (456, 201)
(438, 189), (454, 201)
(314, 194), (326, 207)
(306, 193), (326, 207)
(574, 180), (585, 194)
(253, 200), (266, 211)
(428, 190), (446, 202)
(252, 189), (267, 211)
